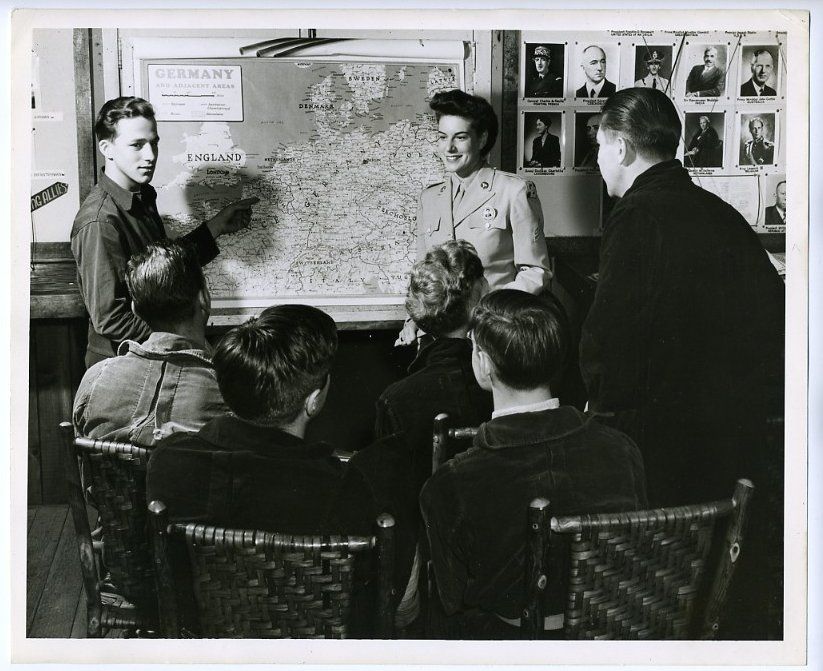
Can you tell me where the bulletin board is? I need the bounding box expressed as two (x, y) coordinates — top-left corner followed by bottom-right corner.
(516, 30), (787, 236)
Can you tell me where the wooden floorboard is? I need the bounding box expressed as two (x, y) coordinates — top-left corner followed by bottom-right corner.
(69, 590), (86, 638)
(26, 505), (68, 634)
(28, 506), (84, 638)
(28, 504), (140, 639)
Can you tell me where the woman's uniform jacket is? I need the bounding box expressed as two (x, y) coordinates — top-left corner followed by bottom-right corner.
(416, 165), (551, 295)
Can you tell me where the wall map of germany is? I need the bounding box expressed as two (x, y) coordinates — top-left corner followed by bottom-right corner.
(146, 59), (457, 300)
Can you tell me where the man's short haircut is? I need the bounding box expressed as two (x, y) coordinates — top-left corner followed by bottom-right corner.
(599, 87), (681, 161)
(430, 89), (499, 156)
(125, 240), (205, 328)
(470, 289), (568, 390)
(406, 240), (485, 337)
(699, 115), (710, 125)
(212, 305), (338, 425)
(749, 116), (765, 131)
(751, 47), (774, 62)
(704, 46), (718, 56)
(776, 180), (786, 191)
(94, 97), (156, 142)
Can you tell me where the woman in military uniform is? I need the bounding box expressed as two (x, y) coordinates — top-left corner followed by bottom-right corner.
(417, 89), (550, 291)
(398, 89), (551, 345)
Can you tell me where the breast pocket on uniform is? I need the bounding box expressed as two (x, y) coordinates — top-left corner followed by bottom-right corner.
(468, 206), (506, 232)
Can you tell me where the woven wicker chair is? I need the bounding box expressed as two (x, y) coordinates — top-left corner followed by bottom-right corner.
(59, 421), (156, 637)
(526, 478), (755, 640)
(148, 500), (396, 639)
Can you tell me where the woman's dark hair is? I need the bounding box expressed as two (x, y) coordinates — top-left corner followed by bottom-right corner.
(470, 289), (568, 390)
(125, 240), (204, 329)
(599, 87), (681, 161)
(429, 89), (499, 156)
(94, 97), (156, 142)
(213, 304), (338, 425)
(406, 240), (485, 337)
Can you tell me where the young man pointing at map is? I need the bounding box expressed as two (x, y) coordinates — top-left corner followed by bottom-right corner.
(71, 96), (259, 367)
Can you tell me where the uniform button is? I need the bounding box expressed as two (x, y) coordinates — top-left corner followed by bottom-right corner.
(427, 228), (432, 234)
(485, 222), (491, 229)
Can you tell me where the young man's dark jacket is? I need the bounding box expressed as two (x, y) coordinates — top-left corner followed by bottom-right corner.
(579, 159), (785, 508)
(375, 336), (493, 495)
(420, 406), (647, 624)
(71, 170), (217, 366)
(147, 414), (416, 635)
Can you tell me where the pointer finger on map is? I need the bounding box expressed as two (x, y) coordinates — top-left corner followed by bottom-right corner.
(207, 197), (260, 237)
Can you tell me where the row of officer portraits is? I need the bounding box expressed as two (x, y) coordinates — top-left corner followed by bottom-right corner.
(523, 41), (783, 100)
(522, 109), (780, 171)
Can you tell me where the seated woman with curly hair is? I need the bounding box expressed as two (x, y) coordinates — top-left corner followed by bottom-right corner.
(376, 239), (493, 493)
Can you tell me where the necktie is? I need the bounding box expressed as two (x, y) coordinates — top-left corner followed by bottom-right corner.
(453, 182), (464, 211)
(652, 78), (658, 90)
(589, 88), (595, 98)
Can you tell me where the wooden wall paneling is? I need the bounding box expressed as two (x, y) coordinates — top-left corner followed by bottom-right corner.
(500, 30), (520, 174)
(34, 322), (75, 504)
(28, 332), (43, 505)
(73, 28), (97, 204)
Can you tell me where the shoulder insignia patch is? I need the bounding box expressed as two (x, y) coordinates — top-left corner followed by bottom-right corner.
(526, 181), (539, 199)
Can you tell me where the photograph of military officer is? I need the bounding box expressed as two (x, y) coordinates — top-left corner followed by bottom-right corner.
(574, 43), (619, 99)
(633, 45), (672, 93)
(523, 112), (562, 168)
(574, 112), (602, 170)
(683, 112), (724, 169)
(684, 44), (727, 97)
(740, 46), (779, 97)
(763, 178), (786, 227)
(524, 43), (564, 98)
(739, 113), (777, 166)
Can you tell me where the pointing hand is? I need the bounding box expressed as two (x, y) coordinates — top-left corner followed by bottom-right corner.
(206, 197), (260, 238)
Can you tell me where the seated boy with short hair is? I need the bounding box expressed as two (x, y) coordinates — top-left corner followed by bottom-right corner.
(73, 240), (228, 447)
(149, 303), (365, 530)
(420, 289), (648, 639)
(147, 304), (413, 635)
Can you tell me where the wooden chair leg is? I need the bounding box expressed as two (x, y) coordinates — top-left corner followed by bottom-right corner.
(60, 422), (104, 638)
(524, 497), (551, 640)
(148, 500), (180, 638)
(375, 513), (396, 639)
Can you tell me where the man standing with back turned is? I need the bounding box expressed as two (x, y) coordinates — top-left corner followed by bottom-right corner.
(580, 88), (784, 638)
(72, 96), (259, 367)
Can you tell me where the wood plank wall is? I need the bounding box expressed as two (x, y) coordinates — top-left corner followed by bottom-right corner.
(29, 321), (87, 505)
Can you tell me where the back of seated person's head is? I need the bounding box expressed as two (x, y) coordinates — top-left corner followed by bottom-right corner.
(126, 240), (206, 332)
(405, 240), (486, 337)
(212, 304), (338, 427)
(600, 87), (681, 163)
(469, 289), (568, 391)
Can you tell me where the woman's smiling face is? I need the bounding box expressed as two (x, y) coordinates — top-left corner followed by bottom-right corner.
(437, 115), (487, 178)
